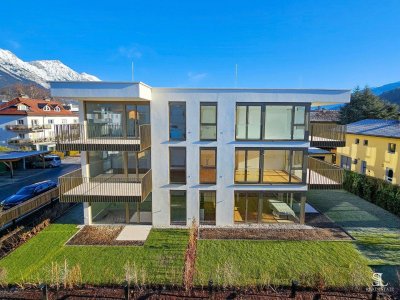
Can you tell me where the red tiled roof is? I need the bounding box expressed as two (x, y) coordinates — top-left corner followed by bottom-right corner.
(0, 97), (78, 116)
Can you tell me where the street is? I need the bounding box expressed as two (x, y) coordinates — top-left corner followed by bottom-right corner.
(0, 156), (81, 201)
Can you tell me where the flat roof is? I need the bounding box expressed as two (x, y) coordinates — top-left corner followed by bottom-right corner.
(0, 150), (51, 162)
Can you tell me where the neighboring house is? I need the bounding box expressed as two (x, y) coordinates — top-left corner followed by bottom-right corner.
(310, 110), (346, 164)
(0, 96), (78, 151)
(337, 119), (400, 184)
(51, 81), (350, 227)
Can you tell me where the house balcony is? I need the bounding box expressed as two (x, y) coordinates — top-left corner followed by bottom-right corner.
(5, 124), (51, 132)
(54, 123), (151, 152)
(307, 157), (343, 189)
(309, 123), (346, 148)
(7, 136), (56, 146)
(58, 168), (152, 203)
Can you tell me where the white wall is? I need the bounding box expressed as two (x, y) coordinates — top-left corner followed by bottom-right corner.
(151, 89), (312, 227)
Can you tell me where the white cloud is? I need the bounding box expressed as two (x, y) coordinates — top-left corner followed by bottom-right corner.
(187, 71), (207, 82)
(7, 40), (20, 49)
(117, 45), (142, 59)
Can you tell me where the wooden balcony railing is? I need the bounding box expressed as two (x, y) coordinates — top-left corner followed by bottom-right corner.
(310, 123), (346, 147)
(308, 157), (343, 189)
(0, 187), (59, 227)
(139, 124), (151, 151)
(55, 123), (151, 151)
(58, 168), (152, 203)
(8, 136), (56, 145)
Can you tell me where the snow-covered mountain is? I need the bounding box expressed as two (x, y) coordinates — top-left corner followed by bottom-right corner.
(0, 49), (100, 89)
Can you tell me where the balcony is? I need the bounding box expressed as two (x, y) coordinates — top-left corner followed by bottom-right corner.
(8, 136), (56, 146)
(55, 123), (151, 152)
(58, 168), (152, 203)
(307, 157), (343, 189)
(310, 123), (346, 148)
(5, 124), (51, 132)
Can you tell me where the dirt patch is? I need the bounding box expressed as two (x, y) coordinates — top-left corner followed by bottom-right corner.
(199, 228), (352, 241)
(67, 226), (144, 246)
(0, 286), (395, 300)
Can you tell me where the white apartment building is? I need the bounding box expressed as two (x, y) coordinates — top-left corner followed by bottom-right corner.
(51, 82), (350, 227)
(0, 96), (78, 151)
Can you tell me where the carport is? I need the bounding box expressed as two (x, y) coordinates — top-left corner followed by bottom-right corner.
(0, 151), (51, 178)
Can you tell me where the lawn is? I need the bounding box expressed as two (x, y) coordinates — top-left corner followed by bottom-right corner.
(195, 240), (372, 288)
(307, 190), (400, 266)
(0, 224), (188, 285)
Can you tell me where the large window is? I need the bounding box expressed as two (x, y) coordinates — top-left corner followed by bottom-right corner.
(169, 102), (186, 140)
(199, 191), (216, 225)
(236, 104), (262, 139)
(85, 102), (150, 138)
(235, 148), (305, 184)
(200, 103), (217, 140)
(234, 149), (260, 183)
(170, 147), (186, 184)
(200, 148), (217, 184)
(234, 192), (303, 223)
(170, 190), (186, 225)
(340, 155), (351, 170)
(235, 104), (308, 141)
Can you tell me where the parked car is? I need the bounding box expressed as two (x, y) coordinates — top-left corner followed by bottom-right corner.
(0, 180), (57, 210)
(32, 155), (61, 168)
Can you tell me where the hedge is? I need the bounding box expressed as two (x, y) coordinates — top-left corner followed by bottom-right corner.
(343, 170), (400, 217)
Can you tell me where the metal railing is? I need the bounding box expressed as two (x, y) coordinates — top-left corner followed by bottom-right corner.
(0, 187), (59, 227)
(5, 124), (51, 132)
(58, 168), (151, 203)
(310, 123), (346, 147)
(8, 136), (56, 145)
(308, 157), (343, 189)
(55, 123), (151, 151)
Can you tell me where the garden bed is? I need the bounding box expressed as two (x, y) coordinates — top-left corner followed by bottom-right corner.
(199, 227), (351, 241)
(67, 226), (144, 246)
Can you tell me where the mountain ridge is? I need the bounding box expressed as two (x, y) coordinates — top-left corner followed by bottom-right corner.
(0, 49), (100, 89)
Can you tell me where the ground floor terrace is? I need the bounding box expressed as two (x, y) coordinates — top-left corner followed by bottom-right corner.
(82, 191), (307, 226)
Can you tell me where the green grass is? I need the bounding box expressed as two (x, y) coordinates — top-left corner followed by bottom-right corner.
(307, 190), (400, 266)
(195, 240), (372, 288)
(0, 224), (188, 285)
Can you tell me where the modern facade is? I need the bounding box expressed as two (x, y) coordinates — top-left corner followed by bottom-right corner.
(337, 119), (400, 184)
(0, 96), (78, 150)
(51, 81), (350, 227)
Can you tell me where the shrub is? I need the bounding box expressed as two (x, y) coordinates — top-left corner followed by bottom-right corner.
(343, 170), (400, 217)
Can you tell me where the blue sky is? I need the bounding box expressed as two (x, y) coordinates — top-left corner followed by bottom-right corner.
(1, 0), (400, 89)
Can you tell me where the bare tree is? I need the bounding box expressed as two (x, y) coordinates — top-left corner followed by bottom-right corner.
(0, 83), (50, 99)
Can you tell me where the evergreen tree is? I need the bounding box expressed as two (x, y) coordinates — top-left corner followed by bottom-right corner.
(340, 87), (399, 124)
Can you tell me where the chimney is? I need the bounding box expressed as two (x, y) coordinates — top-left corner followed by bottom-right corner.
(43, 97), (52, 102)
(19, 93), (29, 98)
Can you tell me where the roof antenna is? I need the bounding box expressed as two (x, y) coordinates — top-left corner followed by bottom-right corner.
(131, 62), (134, 82)
(235, 64), (238, 87)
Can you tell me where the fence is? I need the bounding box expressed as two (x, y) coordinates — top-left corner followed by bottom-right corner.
(310, 123), (346, 147)
(308, 157), (343, 189)
(0, 187), (59, 227)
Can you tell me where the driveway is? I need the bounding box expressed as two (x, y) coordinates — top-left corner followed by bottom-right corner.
(0, 156), (81, 201)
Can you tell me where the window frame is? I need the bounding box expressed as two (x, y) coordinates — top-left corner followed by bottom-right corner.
(199, 190), (216, 225)
(386, 168), (394, 182)
(234, 147), (307, 184)
(169, 101), (186, 141)
(388, 143), (396, 154)
(199, 102), (217, 141)
(235, 103), (310, 141)
(363, 140), (368, 146)
(169, 147), (187, 184)
(355, 138), (360, 144)
(170, 190), (187, 225)
(199, 147), (217, 184)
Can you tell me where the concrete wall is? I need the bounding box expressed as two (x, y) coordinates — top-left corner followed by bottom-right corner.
(150, 89), (311, 227)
